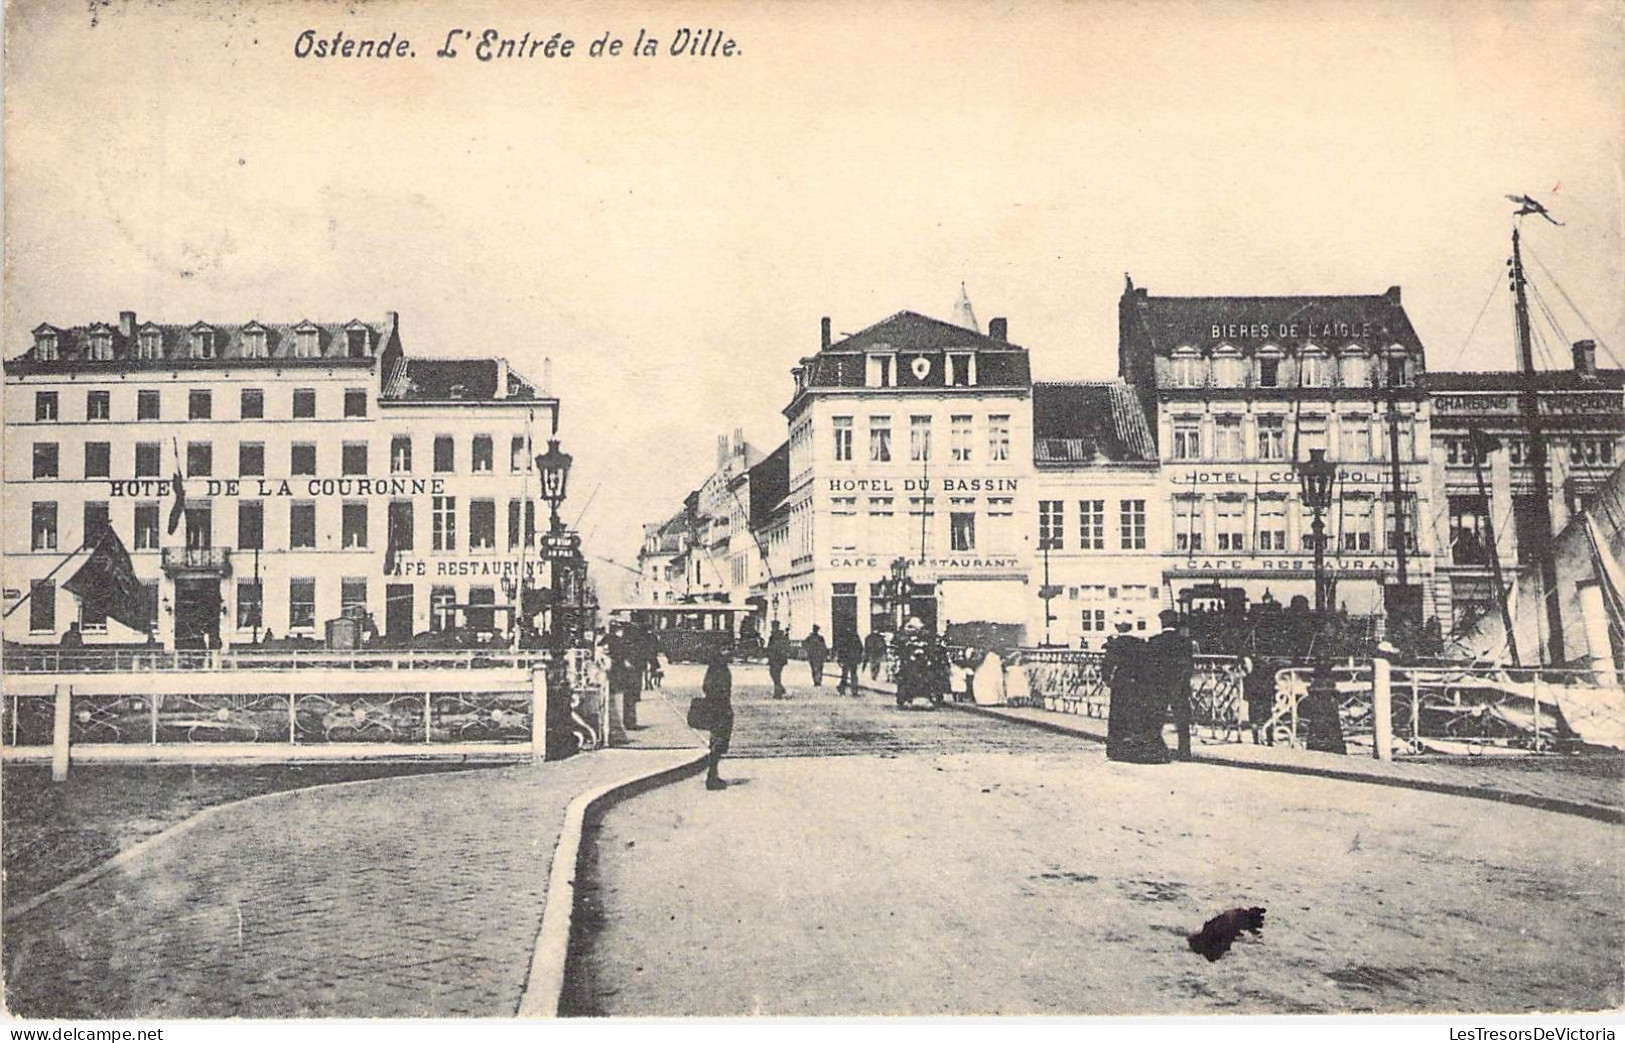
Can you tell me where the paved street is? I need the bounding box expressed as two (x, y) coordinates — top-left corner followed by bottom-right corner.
(2, 750), (694, 1018)
(568, 671), (1625, 1016)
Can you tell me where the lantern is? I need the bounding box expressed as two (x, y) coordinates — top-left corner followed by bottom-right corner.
(534, 438), (573, 530)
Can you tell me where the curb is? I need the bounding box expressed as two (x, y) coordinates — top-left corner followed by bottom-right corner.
(515, 750), (709, 1018)
(955, 702), (1624, 825)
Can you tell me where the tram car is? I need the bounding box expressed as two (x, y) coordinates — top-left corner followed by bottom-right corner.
(605, 603), (759, 663)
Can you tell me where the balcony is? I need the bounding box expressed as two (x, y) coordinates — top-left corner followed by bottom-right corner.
(162, 546), (233, 576)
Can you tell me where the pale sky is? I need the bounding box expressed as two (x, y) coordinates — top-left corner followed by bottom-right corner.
(6, 0), (1622, 596)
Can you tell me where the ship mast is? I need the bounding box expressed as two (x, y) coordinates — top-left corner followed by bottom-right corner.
(1510, 224), (1565, 665)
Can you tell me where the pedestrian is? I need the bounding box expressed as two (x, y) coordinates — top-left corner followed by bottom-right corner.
(1102, 618), (1149, 761)
(803, 624), (828, 687)
(607, 621), (643, 730)
(700, 646), (735, 791)
(1146, 608), (1195, 761)
(1242, 655), (1276, 746)
(833, 625), (864, 695)
(864, 630), (889, 680)
(766, 622), (791, 698)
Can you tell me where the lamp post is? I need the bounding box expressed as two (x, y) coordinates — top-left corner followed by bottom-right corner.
(534, 438), (575, 644)
(1039, 537), (1061, 647)
(535, 438), (573, 534)
(1296, 447), (1337, 615)
(884, 556), (912, 633)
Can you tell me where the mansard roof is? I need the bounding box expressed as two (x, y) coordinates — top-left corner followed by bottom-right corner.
(6, 315), (395, 369)
(1032, 381), (1158, 464)
(1125, 282), (1426, 356)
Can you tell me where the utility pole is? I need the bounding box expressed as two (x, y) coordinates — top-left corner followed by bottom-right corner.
(1510, 224), (1565, 665)
(1469, 430), (1520, 667)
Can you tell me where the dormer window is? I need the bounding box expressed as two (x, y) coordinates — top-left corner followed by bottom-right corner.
(1211, 346), (1244, 388)
(1384, 350), (1410, 387)
(241, 323), (268, 359)
(86, 329), (114, 362)
(1339, 348), (1370, 388)
(947, 352), (977, 387)
(33, 328), (59, 361)
(136, 326), (163, 360)
(190, 326), (216, 359)
(1170, 347), (1204, 389)
(1299, 348), (1331, 388)
(345, 322), (372, 358)
(1255, 345), (1284, 388)
(294, 322), (321, 359)
(866, 353), (894, 388)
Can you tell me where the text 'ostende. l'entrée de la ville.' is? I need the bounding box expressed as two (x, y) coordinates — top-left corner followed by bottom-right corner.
(294, 28), (741, 62)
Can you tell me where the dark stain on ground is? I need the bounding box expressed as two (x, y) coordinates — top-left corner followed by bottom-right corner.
(1119, 879), (1188, 903)
(1326, 964), (1452, 991)
(1033, 871), (1099, 884)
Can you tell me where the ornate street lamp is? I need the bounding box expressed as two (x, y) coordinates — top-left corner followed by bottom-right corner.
(535, 438), (573, 532)
(884, 556), (912, 632)
(1297, 448), (1337, 614)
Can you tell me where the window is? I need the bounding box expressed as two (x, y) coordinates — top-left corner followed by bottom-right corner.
(469, 499), (496, 549)
(34, 391), (58, 421)
(387, 500), (414, 553)
(134, 503), (160, 550)
(33, 443), (59, 479)
(239, 442), (265, 477)
(1386, 492), (1420, 552)
(342, 443), (368, 476)
(346, 328), (370, 358)
(238, 500), (264, 550)
(187, 441), (212, 477)
(342, 502), (369, 549)
(1257, 415), (1286, 461)
(868, 496), (895, 518)
(1257, 498), (1288, 551)
(950, 415), (973, 463)
(1119, 500), (1147, 550)
(1341, 353), (1369, 388)
(241, 328), (268, 359)
(1172, 420), (1202, 461)
(30, 580), (55, 633)
(189, 389), (212, 420)
(1174, 497), (1203, 553)
(343, 389), (368, 418)
(136, 329), (163, 360)
(431, 586), (456, 631)
(1171, 353), (1204, 388)
(432, 496), (457, 550)
(868, 417), (892, 463)
(867, 354), (894, 388)
(133, 443), (159, 479)
(1386, 355), (1409, 387)
(910, 416), (932, 463)
(1378, 418), (1415, 462)
(87, 391), (111, 420)
(293, 388), (316, 419)
(1213, 416), (1243, 459)
(1213, 354), (1244, 388)
(1216, 498), (1246, 551)
(392, 437), (413, 473)
(1038, 500), (1065, 550)
(137, 390), (160, 420)
(1341, 417), (1372, 461)
(190, 329), (215, 359)
(241, 389), (264, 419)
(472, 436), (494, 474)
(830, 497), (858, 552)
(511, 436), (529, 472)
(341, 578), (368, 617)
(295, 327), (320, 358)
(139, 582), (159, 633)
(86, 331), (114, 362)
(1342, 496), (1374, 551)
(34, 331), (59, 361)
(1570, 438), (1617, 467)
(291, 443), (317, 476)
(1258, 357), (1280, 388)
(84, 442), (111, 478)
(508, 499), (536, 550)
(1079, 500), (1105, 550)
(184, 503), (212, 549)
(906, 496), (936, 553)
(1298, 414), (1329, 455)
(1449, 496), (1490, 566)
(467, 587), (496, 631)
(832, 417), (853, 462)
(434, 436), (455, 472)
(1444, 436), (1480, 467)
(31, 502), (58, 550)
(290, 501), (317, 549)
(1081, 609), (1107, 635)
(949, 499), (976, 551)
(988, 415), (1011, 463)
(81, 502), (110, 545)
(81, 592), (108, 632)
(1300, 353), (1331, 388)
(237, 581), (263, 629)
(289, 578), (317, 629)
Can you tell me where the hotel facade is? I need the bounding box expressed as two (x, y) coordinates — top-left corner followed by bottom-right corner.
(4, 312), (558, 649)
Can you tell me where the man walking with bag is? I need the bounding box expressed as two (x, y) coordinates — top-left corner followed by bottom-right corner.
(696, 647), (735, 790)
(833, 625), (864, 695)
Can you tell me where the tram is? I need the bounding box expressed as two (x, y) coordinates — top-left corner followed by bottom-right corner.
(605, 602), (760, 663)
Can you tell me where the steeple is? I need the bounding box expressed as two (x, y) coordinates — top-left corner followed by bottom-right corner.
(950, 282), (980, 333)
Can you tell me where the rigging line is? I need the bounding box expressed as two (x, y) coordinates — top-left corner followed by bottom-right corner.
(1527, 245), (1625, 367)
(1447, 265), (1512, 372)
(568, 481), (601, 531)
(1527, 279), (1572, 353)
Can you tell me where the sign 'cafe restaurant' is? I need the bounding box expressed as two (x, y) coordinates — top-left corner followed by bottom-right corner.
(4, 312), (561, 649)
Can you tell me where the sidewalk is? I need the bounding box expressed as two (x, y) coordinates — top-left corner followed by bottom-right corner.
(959, 701), (1625, 822)
(2, 743), (699, 1018)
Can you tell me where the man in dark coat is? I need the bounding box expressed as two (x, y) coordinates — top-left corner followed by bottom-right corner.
(1145, 608), (1195, 761)
(1102, 619), (1150, 761)
(803, 625), (829, 687)
(607, 621), (644, 729)
(700, 647), (735, 790)
(833, 625), (864, 695)
(765, 622), (791, 698)
(864, 630), (889, 680)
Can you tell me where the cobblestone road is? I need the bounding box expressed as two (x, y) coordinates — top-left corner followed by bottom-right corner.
(570, 675), (1625, 1016)
(3, 751), (694, 1018)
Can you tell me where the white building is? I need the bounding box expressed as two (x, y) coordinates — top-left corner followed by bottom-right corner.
(4, 312), (559, 649)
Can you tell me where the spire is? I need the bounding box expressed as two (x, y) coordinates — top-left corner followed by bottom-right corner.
(950, 282), (980, 333)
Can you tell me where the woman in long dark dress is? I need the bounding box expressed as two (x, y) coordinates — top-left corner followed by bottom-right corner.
(701, 647), (735, 790)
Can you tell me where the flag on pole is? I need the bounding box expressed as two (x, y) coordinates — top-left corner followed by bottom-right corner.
(167, 443), (187, 536)
(63, 528), (148, 632)
(383, 508), (401, 575)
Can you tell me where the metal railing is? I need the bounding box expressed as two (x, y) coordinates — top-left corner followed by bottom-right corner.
(161, 546), (233, 573)
(2, 647), (553, 675)
(1009, 647), (1248, 736)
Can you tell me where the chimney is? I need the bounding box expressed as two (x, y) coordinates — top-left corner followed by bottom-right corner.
(1385, 286), (1402, 303)
(733, 427), (744, 453)
(717, 435), (729, 468)
(1573, 339), (1598, 381)
(541, 357), (553, 395)
(821, 316), (831, 351)
(119, 311), (136, 339)
(988, 317), (1008, 342)
(494, 358), (508, 399)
